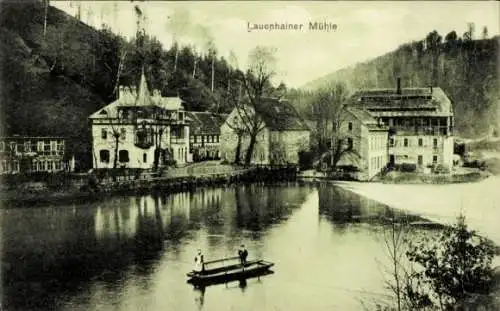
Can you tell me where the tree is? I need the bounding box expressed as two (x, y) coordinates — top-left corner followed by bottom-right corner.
(236, 46), (277, 165)
(312, 82), (357, 170)
(482, 26), (488, 39)
(109, 118), (124, 171)
(425, 30), (442, 85)
(43, 0), (49, 37)
(406, 214), (496, 310)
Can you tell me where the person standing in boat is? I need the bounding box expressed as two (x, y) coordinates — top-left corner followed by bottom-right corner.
(238, 245), (248, 265)
(194, 249), (204, 273)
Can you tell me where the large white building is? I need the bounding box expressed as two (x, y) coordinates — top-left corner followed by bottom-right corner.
(89, 71), (190, 170)
(348, 79), (454, 174)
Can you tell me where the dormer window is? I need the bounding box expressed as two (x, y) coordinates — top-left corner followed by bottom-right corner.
(99, 110), (108, 115)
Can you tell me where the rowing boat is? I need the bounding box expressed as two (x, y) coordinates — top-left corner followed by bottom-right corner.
(186, 256), (275, 285)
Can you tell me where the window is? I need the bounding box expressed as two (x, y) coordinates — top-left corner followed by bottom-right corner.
(100, 150), (110, 163)
(101, 129), (108, 139)
(37, 141), (44, 152)
(389, 138), (394, 147)
(348, 122), (353, 131)
(418, 138), (423, 147)
(433, 138), (438, 149)
(44, 141), (50, 152)
(418, 155), (423, 165)
(433, 155), (438, 164)
(24, 141), (31, 153)
(120, 128), (126, 140)
(51, 141), (57, 155)
(55, 161), (61, 170)
(143, 153), (147, 163)
(119, 150), (129, 162)
(347, 138), (353, 150)
(403, 138), (408, 147)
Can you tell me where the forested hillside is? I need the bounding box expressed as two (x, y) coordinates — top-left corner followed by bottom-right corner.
(301, 29), (500, 137)
(0, 1), (263, 167)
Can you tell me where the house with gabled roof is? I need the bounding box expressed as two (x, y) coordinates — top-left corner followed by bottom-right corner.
(185, 111), (228, 161)
(219, 97), (311, 165)
(88, 69), (190, 169)
(332, 106), (389, 180)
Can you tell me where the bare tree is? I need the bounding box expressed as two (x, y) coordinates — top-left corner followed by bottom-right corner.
(207, 41), (217, 93)
(312, 82), (357, 170)
(234, 46), (277, 165)
(228, 50), (238, 92)
(482, 26), (488, 39)
(43, 0), (50, 37)
(110, 119), (124, 170)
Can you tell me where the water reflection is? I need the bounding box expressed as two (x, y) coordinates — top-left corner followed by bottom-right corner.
(193, 286), (205, 310)
(2, 184), (312, 311)
(318, 184), (425, 229)
(2, 182), (438, 311)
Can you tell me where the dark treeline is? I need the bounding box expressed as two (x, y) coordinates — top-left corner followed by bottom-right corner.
(297, 27), (500, 138)
(0, 1), (276, 166)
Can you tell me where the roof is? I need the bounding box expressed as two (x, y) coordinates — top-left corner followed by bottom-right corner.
(349, 87), (452, 116)
(185, 112), (228, 135)
(89, 71), (184, 120)
(0, 136), (66, 140)
(345, 107), (388, 131)
(345, 106), (378, 125)
(254, 98), (310, 131)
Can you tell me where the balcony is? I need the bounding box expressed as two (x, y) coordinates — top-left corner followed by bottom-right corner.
(388, 126), (449, 136)
(170, 138), (186, 145)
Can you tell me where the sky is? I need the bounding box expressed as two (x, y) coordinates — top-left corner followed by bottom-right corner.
(53, 1), (499, 88)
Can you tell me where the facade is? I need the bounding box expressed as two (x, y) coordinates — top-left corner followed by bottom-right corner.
(349, 79), (454, 173)
(0, 136), (73, 174)
(335, 107), (389, 180)
(185, 112), (228, 162)
(220, 98), (310, 165)
(89, 71), (190, 170)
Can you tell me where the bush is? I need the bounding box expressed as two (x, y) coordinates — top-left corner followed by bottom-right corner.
(400, 163), (417, 172)
(464, 160), (487, 170)
(406, 215), (496, 309)
(433, 164), (451, 174)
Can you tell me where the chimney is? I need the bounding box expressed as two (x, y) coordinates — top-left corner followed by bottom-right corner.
(396, 77), (401, 95)
(118, 86), (124, 99)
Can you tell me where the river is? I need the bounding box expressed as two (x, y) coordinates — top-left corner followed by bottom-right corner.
(1, 182), (440, 311)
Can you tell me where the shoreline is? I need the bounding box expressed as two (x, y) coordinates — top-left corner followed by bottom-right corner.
(0, 166), (299, 208)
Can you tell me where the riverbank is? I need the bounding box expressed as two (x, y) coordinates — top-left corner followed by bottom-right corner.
(298, 168), (490, 184)
(0, 164), (299, 208)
